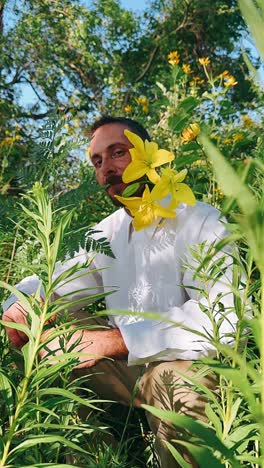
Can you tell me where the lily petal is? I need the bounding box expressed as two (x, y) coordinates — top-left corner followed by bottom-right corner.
(155, 204), (177, 219)
(152, 149), (174, 168)
(151, 178), (170, 200)
(124, 129), (145, 153)
(173, 168), (188, 183)
(146, 168), (161, 184)
(168, 184), (196, 209)
(122, 161), (147, 183)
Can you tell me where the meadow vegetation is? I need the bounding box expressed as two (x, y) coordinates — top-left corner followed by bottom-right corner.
(0, 0), (264, 466)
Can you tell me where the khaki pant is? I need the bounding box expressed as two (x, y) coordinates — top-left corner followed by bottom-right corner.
(71, 315), (215, 467)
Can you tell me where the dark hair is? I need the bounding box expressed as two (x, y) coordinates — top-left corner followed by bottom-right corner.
(90, 115), (151, 141)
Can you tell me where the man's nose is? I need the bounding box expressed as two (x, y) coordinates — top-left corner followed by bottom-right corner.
(101, 156), (116, 178)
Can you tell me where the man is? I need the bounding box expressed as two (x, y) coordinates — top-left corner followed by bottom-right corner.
(2, 116), (237, 467)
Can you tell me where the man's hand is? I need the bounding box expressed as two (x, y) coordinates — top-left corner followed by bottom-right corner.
(39, 327), (128, 369)
(2, 302), (30, 348)
(3, 298), (46, 348)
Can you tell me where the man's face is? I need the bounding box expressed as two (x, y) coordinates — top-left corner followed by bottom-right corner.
(90, 123), (134, 205)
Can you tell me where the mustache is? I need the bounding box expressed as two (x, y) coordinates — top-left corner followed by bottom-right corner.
(105, 175), (123, 185)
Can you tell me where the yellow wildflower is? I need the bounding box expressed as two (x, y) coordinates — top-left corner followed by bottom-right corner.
(168, 51), (180, 65)
(124, 105), (132, 113)
(122, 130), (174, 184)
(215, 187), (224, 198)
(115, 184), (176, 231)
(242, 115), (254, 127)
(218, 70), (230, 79)
(210, 135), (219, 141)
(198, 57), (210, 66)
(151, 168), (196, 210)
(192, 159), (204, 167)
(224, 75), (238, 87)
(0, 135), (21, 146)
(190, 76), (204, 86)
(233, 133), (244, 142)
(142, 105), (149, 114)
(137, 96), (148, 105)
(223, 138), (232, 144)
(180, 123), (200, 144)
(182, 64), (192, 74)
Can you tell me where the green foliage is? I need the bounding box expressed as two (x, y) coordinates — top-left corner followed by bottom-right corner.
(1, 0), (264, 465)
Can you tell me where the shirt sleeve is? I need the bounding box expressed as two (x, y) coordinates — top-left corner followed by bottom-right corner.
(116, 209), (238, 365)
(2, 248), (103, 312)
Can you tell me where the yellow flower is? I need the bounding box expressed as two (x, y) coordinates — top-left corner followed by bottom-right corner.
(142, 105), (149, 114)
(182, 64), (192, 74)
(180, 123), (200, 143)
(168, 51), (180, 65)
(218, 70), (230, 79)
(122, 130), (174, 184)
(124, 105), (132, 113)
(151, 168), (196, 210)
(242, 115), (254, 126)
(0, 135), (21, 146)
(192, 159), (204, 167)
(224, 75), (238, 87)
(223, 138), (232, 144)
(233, 133), (244, 142)
(189, 76), (204, 86)
(115, 184), (176, 231)
(210, 135), (219, 141)
(198, 57), (210, 66)
(137, 96), (148, 105)
(215, 187), (224, 198)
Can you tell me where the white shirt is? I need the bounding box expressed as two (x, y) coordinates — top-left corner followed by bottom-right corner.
(3, 202), (237, 365)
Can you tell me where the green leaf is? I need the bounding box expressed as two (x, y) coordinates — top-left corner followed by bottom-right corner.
(248, 317), (261, 348)
(203, 361), (259, 416)
(174, 153), (202, 169)
(178, 96), (199, 112)
(205, 404), (222, 438)
(39, 387), (107, 411)
(198, 133), (257, 216)
(168, 113), (189, 133)
(9, 434), (90, 456)
(239, 0), (264, 62)
(165, 441), (190, 467)
(0, 319), (33, 342)
(174, 440), (224, 467)
(142, 405), (239, 466)
(21, 464), (77, 467)
(0, 371), (14, 416)
(121, 182), (140, 197)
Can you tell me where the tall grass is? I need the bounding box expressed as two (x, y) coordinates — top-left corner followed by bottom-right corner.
(0, 183), (111, 466)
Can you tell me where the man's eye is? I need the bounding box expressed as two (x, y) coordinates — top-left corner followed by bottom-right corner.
(112, 149), (126, 159)
(93, 160), (102, 168)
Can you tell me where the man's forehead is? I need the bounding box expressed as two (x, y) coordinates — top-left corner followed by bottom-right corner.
(91, 122), (129, 138)
(90, 123), (131, 151)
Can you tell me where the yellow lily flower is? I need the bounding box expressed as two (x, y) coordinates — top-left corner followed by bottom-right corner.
(122, 130), (174, 184)
(151, 167), (196, 209)
(115, 184), (176, 231)
(180, 123), (200, 143)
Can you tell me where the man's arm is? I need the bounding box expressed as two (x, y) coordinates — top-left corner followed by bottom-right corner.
(2, 251), (104, 348)
(40, 327), (128, 368)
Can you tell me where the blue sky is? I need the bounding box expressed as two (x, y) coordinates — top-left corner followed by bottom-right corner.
(120, 0), (145, 10)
